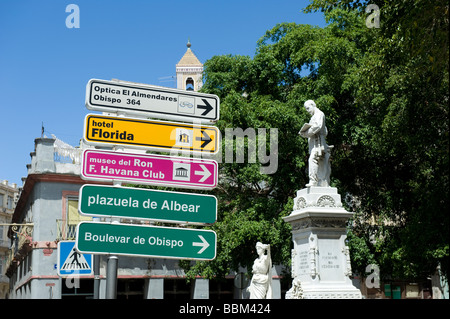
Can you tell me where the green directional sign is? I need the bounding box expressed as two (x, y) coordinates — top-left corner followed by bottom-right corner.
(78, 185), (217, 225)
(76, 222), (217, 261)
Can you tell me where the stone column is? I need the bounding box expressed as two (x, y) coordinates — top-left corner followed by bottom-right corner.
(283, 186), (362, 299)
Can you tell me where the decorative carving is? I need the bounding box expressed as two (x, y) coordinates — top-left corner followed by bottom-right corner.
(291, 249), (297, 278)
(295, 197), (306, 210)
(309, 234), (318, 277)
(291, 217), (348, 230)
(285, 278), (304, 299)
(291, 220), (311, 230)
(303, 291), (362, 299)
(342, 245), (353, 277)
(11, 223), (34, 246)
(317, 195), (336, 207)
(5, 223), (34, 277)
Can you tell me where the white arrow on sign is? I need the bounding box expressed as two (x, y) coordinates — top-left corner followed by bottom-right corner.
(192, 235), (210, 254)
(194, 164), (212, 183)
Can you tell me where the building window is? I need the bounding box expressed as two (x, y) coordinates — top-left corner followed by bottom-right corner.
(7, 196), (13, 209)
(209, 278), (234, 299)
(185, 77), (194, 91)
(164, 279), (191, 299)
(61, 278), (94, 299)
(117, 279), (145, 299)
(0, 253), (3, 275)
(67, 198), (91, 238)
(58, 195), (92, 240)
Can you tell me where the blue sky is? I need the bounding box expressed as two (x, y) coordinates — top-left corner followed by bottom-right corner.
(0, 0), (326, 186)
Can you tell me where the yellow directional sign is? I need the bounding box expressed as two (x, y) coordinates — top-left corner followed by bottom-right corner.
(83, 114), (219, 154)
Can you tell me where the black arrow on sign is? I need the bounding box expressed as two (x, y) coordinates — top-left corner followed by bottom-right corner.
(197, 99), (213, 116)
(196, 130), (212, 149)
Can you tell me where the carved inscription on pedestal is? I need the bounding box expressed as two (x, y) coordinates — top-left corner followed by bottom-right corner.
(318, 239), (344, 282)
(298, 249), (310, 275)
(321, 252), (339, 270)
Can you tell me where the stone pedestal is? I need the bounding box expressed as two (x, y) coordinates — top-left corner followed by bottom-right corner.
(283, 187), (362, 299)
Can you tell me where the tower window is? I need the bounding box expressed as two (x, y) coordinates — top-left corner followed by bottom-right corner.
(186, 77), (194, 91)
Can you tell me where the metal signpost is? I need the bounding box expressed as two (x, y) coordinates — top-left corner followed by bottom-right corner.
(76, 221), (217, 261)
(83, 114), (219, 154)
(77, 78), (221, 299)
(78, 184), (217, 224)
(85, 78), (220, 123)
(81, 149), (218, 189)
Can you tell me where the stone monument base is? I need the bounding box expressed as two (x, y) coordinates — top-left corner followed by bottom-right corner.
(283, 187), (362, 299)
(298, 283), (362, 299)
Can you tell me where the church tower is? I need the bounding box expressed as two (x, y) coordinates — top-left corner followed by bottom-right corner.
(176, 39), (203, 91)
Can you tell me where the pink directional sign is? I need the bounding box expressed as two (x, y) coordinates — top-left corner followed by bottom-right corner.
(81, 150), (218, 189)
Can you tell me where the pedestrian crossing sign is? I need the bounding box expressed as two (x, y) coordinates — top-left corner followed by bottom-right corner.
(57, 241), (93, 276)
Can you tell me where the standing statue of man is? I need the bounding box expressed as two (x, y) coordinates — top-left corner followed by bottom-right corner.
(299, 100), (332, 187)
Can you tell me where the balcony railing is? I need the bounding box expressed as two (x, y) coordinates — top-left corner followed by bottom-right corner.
(56, 219), (78, 241)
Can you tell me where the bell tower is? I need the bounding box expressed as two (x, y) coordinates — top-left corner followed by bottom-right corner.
(176, 39), (203, 91)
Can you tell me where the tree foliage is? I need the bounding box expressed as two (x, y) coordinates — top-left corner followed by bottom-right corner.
(303, 0), (449, 280)
(180, 0), (449, 283)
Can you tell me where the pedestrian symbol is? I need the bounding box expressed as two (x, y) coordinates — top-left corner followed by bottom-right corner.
(57, 241), (93, 276)
(61, 247), (90, 270)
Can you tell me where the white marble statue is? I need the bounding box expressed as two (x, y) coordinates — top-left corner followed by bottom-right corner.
(247, 242), (272, 299)
(299, 100), (333, 187)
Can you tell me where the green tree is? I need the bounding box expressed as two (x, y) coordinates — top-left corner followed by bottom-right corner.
(181, 0), (449, 286)
(181, 9), (372, 281)
(305, 0), (449, 280)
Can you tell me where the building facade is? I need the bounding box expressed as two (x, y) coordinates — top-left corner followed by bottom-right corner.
(0, 180), (19, 298)
(2, 43), (286, 299)
(4, 137), (284, 299)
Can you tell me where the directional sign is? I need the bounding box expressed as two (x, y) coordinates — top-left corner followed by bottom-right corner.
(78, 184), (217, 224)
(76, 222), (217, 261)
(86, 79), (220, 123)
(57, 241), (93, 276)
(81, 149), (218, 189)
(83, 114), (219, 154)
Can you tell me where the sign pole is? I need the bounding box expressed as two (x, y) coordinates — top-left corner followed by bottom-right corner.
(93, 254), (100, 299)
(105, 218), (120, 299)
(93, 216), (101, 299)
(105, 179), (122, 299)
(105, 254), (118, 299)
